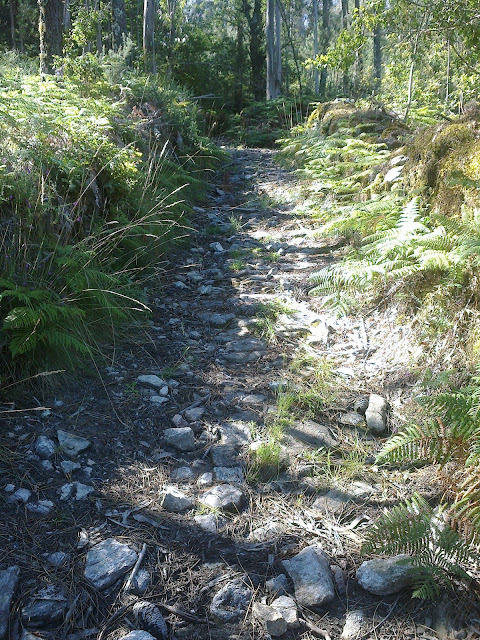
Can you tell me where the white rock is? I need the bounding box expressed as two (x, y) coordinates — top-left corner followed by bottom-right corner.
(365, 394), (388, 434)
(341, 609), (366, 639)
(282, 546), (334, 607)
(137, 374), (167, 390)
(57, 430), (91, 457)
(120, 632), (156, 640)
(197, 472), (213, 487)
(161, 486), (193, 512)
(200, 484), (245, 512)
(271, 596), (299, 629)
(194, 513), (226, 533)
(26, 500), (54, 515)
(8, 488), (31, 503)
(253, 602), (287, 636)
(84, 539), (137, 590)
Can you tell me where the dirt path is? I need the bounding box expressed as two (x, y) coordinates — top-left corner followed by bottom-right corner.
(1, 149), (474, 640)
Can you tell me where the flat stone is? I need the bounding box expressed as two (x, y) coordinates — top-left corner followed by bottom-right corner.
(8, 488), (31, 503)
(248, 521), (285, 541)
(151, 396), (168, 405)
(312, 490), (351, 515)
(265, 574), (289, 597)
(60, 460), (81, 474)
(194, 513), (227, 533)
(163, 427), (195, 451)
(57, 430), (91, 457)
(253, 602), (287, 636)
(84, 538), (137, 590)
(282, 545), (334, 607)
(241, 394), (266, 405)
(220, 421), (252, 446)
(214, 466), (244, 483)
(170, 466), (195, 482)
(121, 632), (156, 640)
(26, 500), (54, 515)
(161, 486), (193, 512)
(340, 412), (365, 427)
(35, 435), (56, 459)
(200, 484), (245, 512)
(44, 552), (69, 567)
(21, 585), (68, 628)
(286, 420), (337, 449)
(59, 482), (94, 501)
(221, 351), (263, 364)
(184, 407), (205, 422)
(198, 312), (235, 327)
(197, 472), (213, 487)
(210, 444), (237, 467)
(0, 566), (20, 638)
(172, 414), (189, 428)
(130, 569), (150, 596)
(225, 338), (266, 352)
(365, 394), (388, 435)
(210, 578), (253, 622)
(137, 374), (168, 390)
(271, 596), (300, 629)
(356, 555), (415, 595)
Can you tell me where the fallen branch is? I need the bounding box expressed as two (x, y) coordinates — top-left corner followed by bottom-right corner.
(300, 617), (332, 640)
(124, 543), (147, 593)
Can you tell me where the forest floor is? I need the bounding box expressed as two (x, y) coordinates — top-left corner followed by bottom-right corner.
(2, 148), (479, 640)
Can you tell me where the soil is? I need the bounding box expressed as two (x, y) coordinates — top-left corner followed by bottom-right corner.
(1, 147), (479, 640)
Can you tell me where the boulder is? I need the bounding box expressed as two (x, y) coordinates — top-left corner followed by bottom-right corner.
(356, 555), (415, 595)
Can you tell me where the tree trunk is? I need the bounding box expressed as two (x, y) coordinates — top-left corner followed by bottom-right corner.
(242, 0), (265, 101)
(373, 24), (382, 91)
(275, 2), (282, 94)
(143, 0), (156, 73)
(96, 0), (103, 54)
(9, 0), (17, 49)
(319, 0), (331, 100)
(341, 0), (349, 95)
(112, 0), (127, 49)
(313, 0), (319, 94)
(234, 10), (245, 112)
(266, 0), (275, 99)
(38, 0), (63, 74)
(353, 0), (362, 94)
(64, 0), (71, 30)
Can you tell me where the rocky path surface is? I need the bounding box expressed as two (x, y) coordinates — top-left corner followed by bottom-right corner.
(0, 149), (474, 640)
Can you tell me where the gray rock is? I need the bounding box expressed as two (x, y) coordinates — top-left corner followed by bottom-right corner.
(198, 312), (235, 327)
(137, 374), (167, 390)
(312, 490), (351, 516)
(59, 482), (94, 501)
(193, 513), (227, 533)
(253, 602), (287, 636)
(170, 466), (195, 482)
(340, 412), (365, 427)
(130, 569), (150, 596)
(210, 242), (225, 253)
(26, 500), (54, 515)
(265, 574), (289, 597)
(356, 555), (415, 595)
(57, 430), (91, 457)
(214, 466), (244, 483)
(44, 552), (69, 567)
(248, 522), (285, 541)
(163, 427), (195, 451)
(241, 393), (266, 405)
(341, 609), (366, 639)
(84, 538), (137, 590)
(220, 421), (252, 446)
(60, 460), (81, 474)
(121, 632), (157, 640)
(172, 414), (189, 428)
(384, 165), (403, 183)
(4, 484), (14, 493)
(282, 546), (334, 607)
(21, 585), (68, 628)
(133, 600), (168, 639)
(210, 445), (237, 467)
(35, 435), (56, 459)
(271, 596), (299, 629)
(0, 566), (20, 639)
(161, 486), (193, 512)
(197, 472), (213, 487)
(287, 420), (337, 449)
(200, 484), (245, 512)
(365, 394), (388, 435)
(184, 407), (205, 422)
(151, 396), (168, 405)
(210, 578), (253, 622)
(8, 488), (31, 503)
(222, 351), (263, 364)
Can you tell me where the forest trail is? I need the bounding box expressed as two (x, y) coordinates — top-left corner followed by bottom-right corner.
(1, 149), (471, 640)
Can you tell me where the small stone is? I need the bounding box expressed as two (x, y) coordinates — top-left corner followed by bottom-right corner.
(35, 435), (56, 459)
(172, 414), (189, 428)
(44, 552), (69, 567)
(249, 522), (285, 541)
(8, 488), (31, 503)
(384, 165), (403, 183)
(197, 472), (213, 487)
(198, 312), (235, 327)
(210, 578), (253, 623)
(340, 412), (365, 427)
(26, 500), (54, 515)
(0, 566), (20, 638)
(133, 600), (168, 639)
(42, 460), (54, 472)
(137, 374), (168, 390)
(120, 632), (157, 640)
(220, 421), (252, 446)
(151, 396), (168, 405)
(282, 545), (334, 607)
(356, 555), (415, 595)
(200, 484), (245, 512)
(286, 420), (337, 449)
(241, 393), (266, 405)
(170, 466), (195, 482)
(365, 394), (388, 435)
(4, 484), (14, 493)
(214, 466), (244, 483)
(265, 574), (289, 597)
(163, 427), (195, 451)
(59, 483), (75, 500)
(60, 460), (81, 474)
(253, 602), (287, 636)
(74, 482), (94, 500)
(57, 430), (91, 457)
(312, 490), (351, 516)
(130, 569), (150, 596)
(341, 609), (366, 639)
(161, 486), (193, 512)
(210, 242), (224, 253)
(194, 513), (227, 533)
(184, 407), (205, 422)
(271, 596), (299, 629)
(210, 445), (237, 467)
(21, 584), (68, 628)
(84, 538), (137, 590)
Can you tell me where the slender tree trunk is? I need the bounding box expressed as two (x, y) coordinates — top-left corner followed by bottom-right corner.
(274, 1), (281, 94)
(112, 0), (127, 49)
(353, 0), (362, 94)
(143, 0), (156, 73)
(234, 10), (245, 112)
(243, 0), (265, 101)
(341, 0), (349, 95)
(38, 0), (63, 74)
(277, 0), (302, 92)
(313, 0), (319, 94)
(445, 39), (450, 104)
(96, 0), (103, 54)
(266, 0), (275, 99)
(64, 0), (71, 30)
(373, 24), (382, 91)
(166, 0), (177, 73)
(319, 0), (331, 100)
(9, 0), (17, 49)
